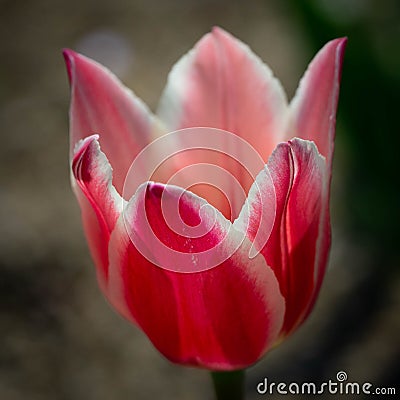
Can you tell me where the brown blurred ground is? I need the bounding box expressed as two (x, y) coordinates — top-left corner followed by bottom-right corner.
(0, 0), (399, 399)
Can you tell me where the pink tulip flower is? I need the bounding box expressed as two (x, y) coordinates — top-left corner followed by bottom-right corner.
(64, 27), (346, 371)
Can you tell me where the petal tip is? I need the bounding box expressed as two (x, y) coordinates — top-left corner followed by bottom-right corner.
(327, 37), (348, 65)
(72, 134), (100, 163)
(333, 36), (348, 57)
(146, 182), (164, 199)
(336, 36), (348, 46)
(62, 48), (77, 83)
(337, 36), (348, 61)
(332, 37), (347, 88)
(211, 25), (227, 36)
(210, 26), (236, 44)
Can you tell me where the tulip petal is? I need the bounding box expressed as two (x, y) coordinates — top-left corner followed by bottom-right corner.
(108, 182), (285, 370)
(239, 139), (327, 335)
(285, 39), (346, 321)
(157, 27), (288, 162)
(287, 38), (347, 165)
(64, 49), (162, 192)
(71, 135), (124, 295)
(284, 139), (328, 333)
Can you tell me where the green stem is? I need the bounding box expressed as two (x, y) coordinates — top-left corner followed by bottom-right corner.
(211, 369), (245, 400)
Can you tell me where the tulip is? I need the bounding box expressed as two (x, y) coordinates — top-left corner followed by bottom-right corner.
(64, 27), (346, 376)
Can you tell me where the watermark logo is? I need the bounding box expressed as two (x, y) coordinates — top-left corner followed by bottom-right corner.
(256, 371), (396, 396)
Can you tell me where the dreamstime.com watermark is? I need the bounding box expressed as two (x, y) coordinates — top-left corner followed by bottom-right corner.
(256, 371), (396, 396)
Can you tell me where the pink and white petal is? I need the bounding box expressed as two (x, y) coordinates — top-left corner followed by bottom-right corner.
(157, 27), (288, 163)
(237, 139), (327, 336)
(72, 135), (124, 295)
(284, 38), (346, 323)
(64, 49), (162, 192)
(233, 164), (277, 260)
(283, 139), (328, 333)
(287, 38), (347, 166)
(107, 182), (285, 370)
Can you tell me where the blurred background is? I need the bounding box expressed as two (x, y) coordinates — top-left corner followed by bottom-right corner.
(1, 0), (399, 399)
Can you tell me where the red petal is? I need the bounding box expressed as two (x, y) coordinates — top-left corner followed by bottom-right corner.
(71, 136), (124, 298)
(157, 27), (288, 163)
(108, 182), (284, 369)
(240, 139), (327, 335)
(64, 49), (160, 192)
(287, 38), (347, 165)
